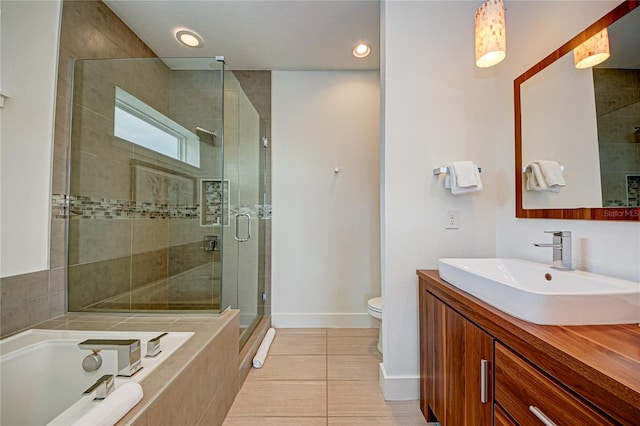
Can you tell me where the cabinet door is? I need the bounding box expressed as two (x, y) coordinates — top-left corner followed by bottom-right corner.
(424, 291), (493, 426)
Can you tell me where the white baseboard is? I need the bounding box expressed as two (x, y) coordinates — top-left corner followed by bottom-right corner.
(271, 313), (378, 328)
(379, 363), (420, 401)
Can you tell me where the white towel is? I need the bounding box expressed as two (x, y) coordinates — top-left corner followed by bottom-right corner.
(525, 161), (563, 192)
(72, 382), (143, 426)
(448, 162), (483, 195)
(536, 160), (565, 187)
(451, 161), (479, 187)
(252, 327), (276, 368)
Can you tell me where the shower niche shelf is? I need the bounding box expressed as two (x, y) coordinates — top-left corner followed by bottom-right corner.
(200, 179), (230, 227)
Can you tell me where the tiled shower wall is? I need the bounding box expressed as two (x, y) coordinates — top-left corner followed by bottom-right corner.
(0, 0), (272, 337)
(593, 68), (640, 206)
(67, 59), (225, 310)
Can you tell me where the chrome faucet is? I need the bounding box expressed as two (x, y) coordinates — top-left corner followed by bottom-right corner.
(533, 231), (574, 271)
(83, 374), (115, 400)
(78, 339), (142, 377)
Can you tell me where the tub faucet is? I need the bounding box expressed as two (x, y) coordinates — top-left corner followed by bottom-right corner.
(78, 339), (142, 377)
(83, 374), (115, 400)
(533, 231), (574, 271)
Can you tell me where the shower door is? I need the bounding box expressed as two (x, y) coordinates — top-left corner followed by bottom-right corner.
(221, 68), (265, 346)
(67, 58), (224, 313)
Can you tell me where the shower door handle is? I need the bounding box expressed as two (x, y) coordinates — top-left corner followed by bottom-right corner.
(234, 213), (251, 242)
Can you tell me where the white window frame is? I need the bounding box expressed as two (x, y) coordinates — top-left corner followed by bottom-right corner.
(114, 87), (200, 167)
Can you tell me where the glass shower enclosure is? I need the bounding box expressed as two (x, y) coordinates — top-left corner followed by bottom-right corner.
(67, 57), (267, 345)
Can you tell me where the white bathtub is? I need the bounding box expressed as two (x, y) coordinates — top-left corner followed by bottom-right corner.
(0, 329), (193, 426)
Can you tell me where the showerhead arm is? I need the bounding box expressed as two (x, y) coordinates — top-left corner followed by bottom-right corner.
(196, 127), (217, 138)
(196, 127), (219, 146)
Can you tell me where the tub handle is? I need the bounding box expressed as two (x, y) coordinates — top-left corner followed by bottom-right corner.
(146, 332), (168, 358)
(78, 339), (142, 377)
(83, 374), (115, 400)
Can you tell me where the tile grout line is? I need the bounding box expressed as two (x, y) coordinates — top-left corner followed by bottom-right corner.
(326, 328), (329, 426)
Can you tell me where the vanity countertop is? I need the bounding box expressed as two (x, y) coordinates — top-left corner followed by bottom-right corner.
(418, 269), (640, 425)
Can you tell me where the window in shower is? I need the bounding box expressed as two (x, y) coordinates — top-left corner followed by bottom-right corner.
(114, 86), (200, 167)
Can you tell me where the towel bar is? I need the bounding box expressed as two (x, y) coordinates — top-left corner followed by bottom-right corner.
(522, 165), (565, 173)
(433, 166), (482, 176)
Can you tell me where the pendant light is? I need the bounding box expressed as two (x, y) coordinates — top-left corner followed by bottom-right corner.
(475, 0), (506, 68)
(574, 28), (610, 69)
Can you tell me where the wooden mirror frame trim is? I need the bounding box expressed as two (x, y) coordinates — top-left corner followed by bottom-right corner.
(514, 0), (640, 221)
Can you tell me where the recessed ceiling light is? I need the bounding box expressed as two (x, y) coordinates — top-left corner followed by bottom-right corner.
(176, 30), (203, 48)
(353, 43), (371, 59)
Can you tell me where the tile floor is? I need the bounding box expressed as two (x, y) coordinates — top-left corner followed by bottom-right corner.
(222, 328), (431, 425)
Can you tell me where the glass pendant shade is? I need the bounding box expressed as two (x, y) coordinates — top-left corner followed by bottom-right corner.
(574, 28), (610, 69)
(475, 0), (506, 68)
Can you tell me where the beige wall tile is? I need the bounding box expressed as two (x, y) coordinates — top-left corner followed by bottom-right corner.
(68, 219), (132, 265)
(134, 59), (171, 116)
(52, 93), (71, 194)
(132, 219), (169, 254)
(49, 218), (67, 269)
(73, 63), (117, 119)
(0, 270), (49, 337)
(132, 249), (168, 288)
(68, 256), (131, 310)
(168, 242), (213, 276)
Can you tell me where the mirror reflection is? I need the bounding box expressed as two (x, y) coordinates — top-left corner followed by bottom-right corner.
(520, 5), (640, 210)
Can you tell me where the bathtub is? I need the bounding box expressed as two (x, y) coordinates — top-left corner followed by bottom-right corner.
(0, 329), (193, 426)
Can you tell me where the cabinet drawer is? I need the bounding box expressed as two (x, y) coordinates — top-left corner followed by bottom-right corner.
(495, 403), (517, 426)
(494, 343), (613, 425)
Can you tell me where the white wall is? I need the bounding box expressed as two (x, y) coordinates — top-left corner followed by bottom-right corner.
(381, 0), (639, 402)
(381, 1), (498, 400)
(271, 71), (381, 328)
(521, 53), (602, 209)
(495, 0), (640, 283)
(0, 0), (61, 278)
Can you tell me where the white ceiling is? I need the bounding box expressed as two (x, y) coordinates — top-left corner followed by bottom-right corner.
(103, 0), (380, 71)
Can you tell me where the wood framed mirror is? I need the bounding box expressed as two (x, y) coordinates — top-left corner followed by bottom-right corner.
(515, 0), (640, 221)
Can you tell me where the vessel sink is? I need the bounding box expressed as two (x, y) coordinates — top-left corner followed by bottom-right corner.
(438, 258), (640, 326)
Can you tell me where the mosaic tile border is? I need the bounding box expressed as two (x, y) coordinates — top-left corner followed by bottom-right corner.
(627, 175), (640, 207)
(52, 194), (271, 220)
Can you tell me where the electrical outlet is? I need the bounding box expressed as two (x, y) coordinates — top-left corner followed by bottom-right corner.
(446, 210), (459, 229)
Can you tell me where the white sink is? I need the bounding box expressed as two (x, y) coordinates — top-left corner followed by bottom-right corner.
(438, 258), (640, 326)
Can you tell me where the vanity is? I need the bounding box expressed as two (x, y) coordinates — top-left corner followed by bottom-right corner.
(418, 269), (640, 425)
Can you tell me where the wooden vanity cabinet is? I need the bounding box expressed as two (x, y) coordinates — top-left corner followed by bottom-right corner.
(418, 270), (640, 426)
(422, 290), (492, 425)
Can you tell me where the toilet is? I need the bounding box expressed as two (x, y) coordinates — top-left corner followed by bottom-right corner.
(367, 297), (383, 353)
